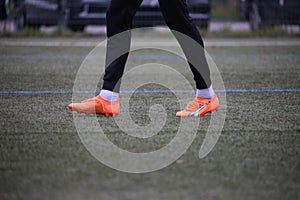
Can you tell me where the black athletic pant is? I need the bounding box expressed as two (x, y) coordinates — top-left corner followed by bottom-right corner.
(102, 0), (212, 92)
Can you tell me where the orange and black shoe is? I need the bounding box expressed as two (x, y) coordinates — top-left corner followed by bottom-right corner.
(176, 94), (219, 117)
(68, 96), (120, 117)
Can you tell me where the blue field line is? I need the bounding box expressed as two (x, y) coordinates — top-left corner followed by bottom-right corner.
(0, 54), (300, 61)
(0, 89), (299, 95)
(0, 55), (90, 61)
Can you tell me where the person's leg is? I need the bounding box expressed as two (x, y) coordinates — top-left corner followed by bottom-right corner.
(158, 0), (212, 91)
(68, 0), (143, 116)
(103, 0), (143, 93)
(158, 0), (218, 117)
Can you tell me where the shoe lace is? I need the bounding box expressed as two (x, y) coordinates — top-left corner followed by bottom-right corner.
(81, 97), (98, 103)
(185, 98), (211, 112)
(185, 100), (200, 111)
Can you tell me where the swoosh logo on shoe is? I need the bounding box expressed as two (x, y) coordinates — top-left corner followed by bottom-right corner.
(188, 104), (208, 117)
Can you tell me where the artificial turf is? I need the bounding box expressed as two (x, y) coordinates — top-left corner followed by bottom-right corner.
(0, 36), (299, 200)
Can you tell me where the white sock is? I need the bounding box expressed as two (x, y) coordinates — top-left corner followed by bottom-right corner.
(99, 89), (119, 102)
(196, 85), (215, 98)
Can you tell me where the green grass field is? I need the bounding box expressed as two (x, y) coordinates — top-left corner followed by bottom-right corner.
(0, 34), (299, 200)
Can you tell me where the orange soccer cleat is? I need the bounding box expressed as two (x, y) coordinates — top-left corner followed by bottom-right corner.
(68, 96), (120, 116)
(176, 94), (219, 117)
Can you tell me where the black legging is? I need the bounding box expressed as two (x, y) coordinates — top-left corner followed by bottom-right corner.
(102, 0), (211, 92)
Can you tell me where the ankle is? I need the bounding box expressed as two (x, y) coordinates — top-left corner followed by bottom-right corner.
(99, 89), (119, 102)
(196, 85), (214, 98)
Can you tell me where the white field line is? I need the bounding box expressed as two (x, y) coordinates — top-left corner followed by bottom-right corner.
(1, 40), (300, 47)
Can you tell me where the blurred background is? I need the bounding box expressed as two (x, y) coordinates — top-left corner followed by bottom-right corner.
(0, 0), (300, 36)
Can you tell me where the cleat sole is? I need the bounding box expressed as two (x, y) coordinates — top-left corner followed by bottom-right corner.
(95, 112), (119, 117)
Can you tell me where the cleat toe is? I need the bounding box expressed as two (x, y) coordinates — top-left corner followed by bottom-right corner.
(68, 104), (73, 110)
